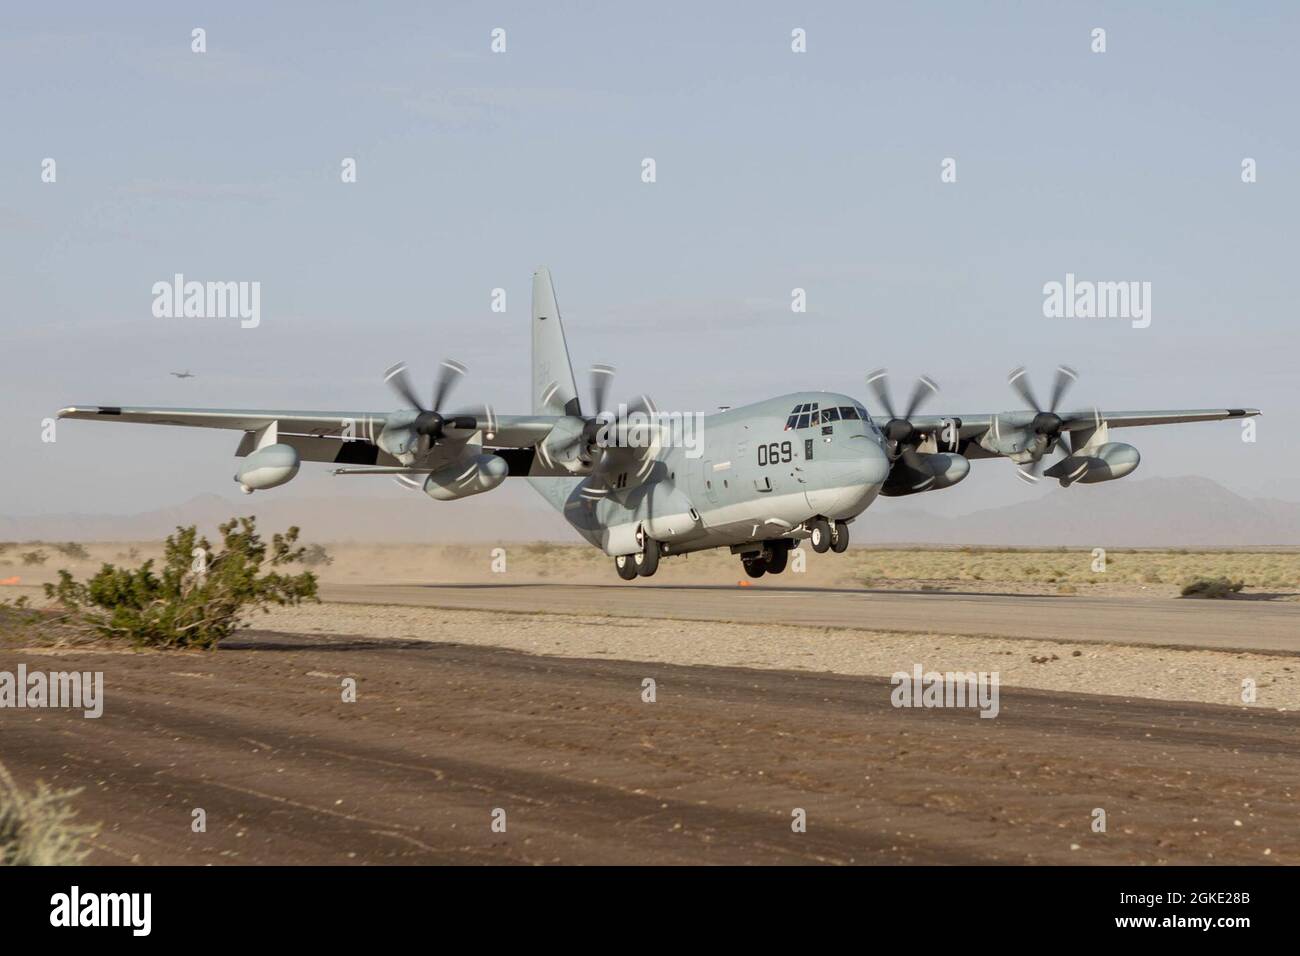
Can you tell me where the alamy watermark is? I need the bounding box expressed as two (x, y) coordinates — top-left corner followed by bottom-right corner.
(50, 886), (150, 936)
(594, 403), (705, 459)
(890, 664), (1000, 718)
(152, 274), (260, 328)
(1043, 272), (1151, 329)
(0, 666), (103, 718)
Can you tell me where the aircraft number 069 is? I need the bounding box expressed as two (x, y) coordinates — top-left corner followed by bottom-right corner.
(757, 441), (793, 466)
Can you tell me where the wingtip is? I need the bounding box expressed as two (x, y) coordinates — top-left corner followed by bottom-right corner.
(57, 405), (122, 417)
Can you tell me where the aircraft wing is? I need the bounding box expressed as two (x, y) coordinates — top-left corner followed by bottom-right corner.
(907, 408), (1259, 438)
(59, 405), (388, 438)
(1059, 408), (1260, 429)
(58, 403), (569, 463)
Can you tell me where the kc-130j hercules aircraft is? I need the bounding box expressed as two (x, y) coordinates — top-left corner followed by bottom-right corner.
(60, 269), (1260, 580)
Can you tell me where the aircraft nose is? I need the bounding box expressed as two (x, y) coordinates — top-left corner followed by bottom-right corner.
(861, 438), (891, 487)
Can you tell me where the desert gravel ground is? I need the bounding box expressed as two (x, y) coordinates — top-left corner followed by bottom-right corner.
(4, 632), (1297, 865)
(258, 601), (1300, 710)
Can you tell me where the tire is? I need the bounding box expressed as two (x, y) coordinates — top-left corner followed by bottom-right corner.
(765, 544), (789, 574)
(615, 554), (638, 580)
(634, 537), (660, 577)
(809, 518), (831, 553)
(831, 521), (850, 554)
(742, 559), (767, 578)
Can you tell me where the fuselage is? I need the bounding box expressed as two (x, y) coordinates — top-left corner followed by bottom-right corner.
(559, 392), (892, 556)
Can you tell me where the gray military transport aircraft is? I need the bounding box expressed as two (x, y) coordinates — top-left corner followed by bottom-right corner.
(60, 269), (1260, 580)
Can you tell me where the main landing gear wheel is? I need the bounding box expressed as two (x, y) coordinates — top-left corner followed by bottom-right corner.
(634, 537), (660, 577)
(742, 557), (767, 578)
(830, 520), (850, 554)
(808, 518), (832, 554)
(615, 554), (638, 580)
(765, 544), (789, 574)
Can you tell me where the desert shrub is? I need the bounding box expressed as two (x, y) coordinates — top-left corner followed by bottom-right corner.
(52, 543), (89, 561)
(1180, 577), (1245, 599)
(43, 518), (318, 649)
(297, 543), (333, 567)
(0, 761), (94, 865)
(20, 551), (47, 566)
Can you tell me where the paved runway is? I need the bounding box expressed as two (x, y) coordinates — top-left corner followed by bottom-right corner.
(321, 582), (1300, 654)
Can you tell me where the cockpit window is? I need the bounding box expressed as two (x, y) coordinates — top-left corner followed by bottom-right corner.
(788, 401), (855, 429)
(854, 403), (872, 423)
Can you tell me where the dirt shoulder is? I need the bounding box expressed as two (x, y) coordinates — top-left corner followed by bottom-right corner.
(1, 631), (1295, 865)
(254, 601), (1300, 710)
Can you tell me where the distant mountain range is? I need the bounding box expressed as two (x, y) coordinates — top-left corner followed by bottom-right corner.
(3, 476), (1298, 547)
(864, 475), (1300, 547)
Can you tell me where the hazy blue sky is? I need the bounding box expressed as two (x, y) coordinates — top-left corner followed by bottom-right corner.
(2, 1), (1296, 521)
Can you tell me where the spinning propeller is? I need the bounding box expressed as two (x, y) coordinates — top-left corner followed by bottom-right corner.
(379, 359), (491, 463)
(1006, 365), (1078, 483)
(542, 363), (658, 472)
(865, 368), (941, 469)
(585, 364), (657, 451)
(384, 359), (478, 440)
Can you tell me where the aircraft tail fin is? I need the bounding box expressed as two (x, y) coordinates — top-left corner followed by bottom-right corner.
(529, 268), (583, 515)
(531, 268), (581, 417)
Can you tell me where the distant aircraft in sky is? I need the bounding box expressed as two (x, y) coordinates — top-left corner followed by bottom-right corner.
(170, 370), (196, 379)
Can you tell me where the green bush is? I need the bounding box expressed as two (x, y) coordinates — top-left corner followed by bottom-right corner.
(20, 551), (47, 566)
(0, 761), (94, 865)
(44, 518), (318, 649)
(52, 542), (90, 561)
(1180, 577), (1245, 599)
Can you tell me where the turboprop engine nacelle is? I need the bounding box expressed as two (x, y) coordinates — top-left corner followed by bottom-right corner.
(881, 452), (970, 497)
(1048, 442), (1140, 486)
(423, 454), (509, 501)
(235, 443), (300, 494)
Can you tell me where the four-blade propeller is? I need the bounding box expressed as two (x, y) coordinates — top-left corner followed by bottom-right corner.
(865, 368), (940, 468)
(582, 365), (660, 484)
(384, 359), (479, 445)
(1006, 365), (1078, 482)
(577, 364), (658, 458)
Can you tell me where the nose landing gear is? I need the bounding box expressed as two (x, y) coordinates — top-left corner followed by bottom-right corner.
(830, 520), (850, 553)
(806, 517), (850, 555)
(809, 518), (832, 553)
